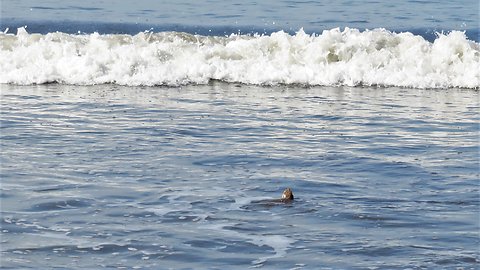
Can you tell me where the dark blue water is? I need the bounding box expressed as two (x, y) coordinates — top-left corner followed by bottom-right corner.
(1, 84), (479, 269)
(1, 0), (479, 41)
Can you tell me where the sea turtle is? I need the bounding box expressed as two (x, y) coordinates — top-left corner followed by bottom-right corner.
(279, 187), (294, 202)
(247, 188), (295, 208)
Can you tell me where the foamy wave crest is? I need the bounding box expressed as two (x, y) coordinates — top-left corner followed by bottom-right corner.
(1, 27), (479, 88)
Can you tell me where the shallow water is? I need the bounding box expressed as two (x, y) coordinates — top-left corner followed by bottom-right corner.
(1, 83), (479, 269)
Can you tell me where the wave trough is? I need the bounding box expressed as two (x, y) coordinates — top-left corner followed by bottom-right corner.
(1, 27), (479, 89)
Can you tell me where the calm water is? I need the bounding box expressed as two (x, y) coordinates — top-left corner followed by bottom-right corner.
(1, 0), (479, 40)
(1, 84), (479, 269)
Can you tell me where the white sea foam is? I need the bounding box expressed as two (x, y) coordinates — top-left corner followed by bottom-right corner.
(1, 27), (478, 88)
(201, 221), (294, 266)
(249, 234), (293, 265)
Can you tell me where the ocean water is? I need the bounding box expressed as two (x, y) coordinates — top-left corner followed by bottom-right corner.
(2, 0), (479, 37)
(1, 0), (480, 89)
(1, 0), (480, 269)
(1, 84), (479, 269)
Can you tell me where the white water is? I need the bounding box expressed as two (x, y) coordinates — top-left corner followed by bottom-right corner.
(1, 27), (479, 88)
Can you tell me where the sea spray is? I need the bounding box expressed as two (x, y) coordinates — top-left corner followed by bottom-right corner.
(1, 27), (478, 88)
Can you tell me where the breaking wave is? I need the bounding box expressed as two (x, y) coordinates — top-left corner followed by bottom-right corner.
(1, 27), (479, 89)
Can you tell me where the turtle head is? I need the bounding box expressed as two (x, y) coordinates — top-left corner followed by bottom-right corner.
(282, 188), (294, 200)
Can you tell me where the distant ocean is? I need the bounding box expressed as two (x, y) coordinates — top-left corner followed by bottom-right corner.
(1, 1), (479, 269)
